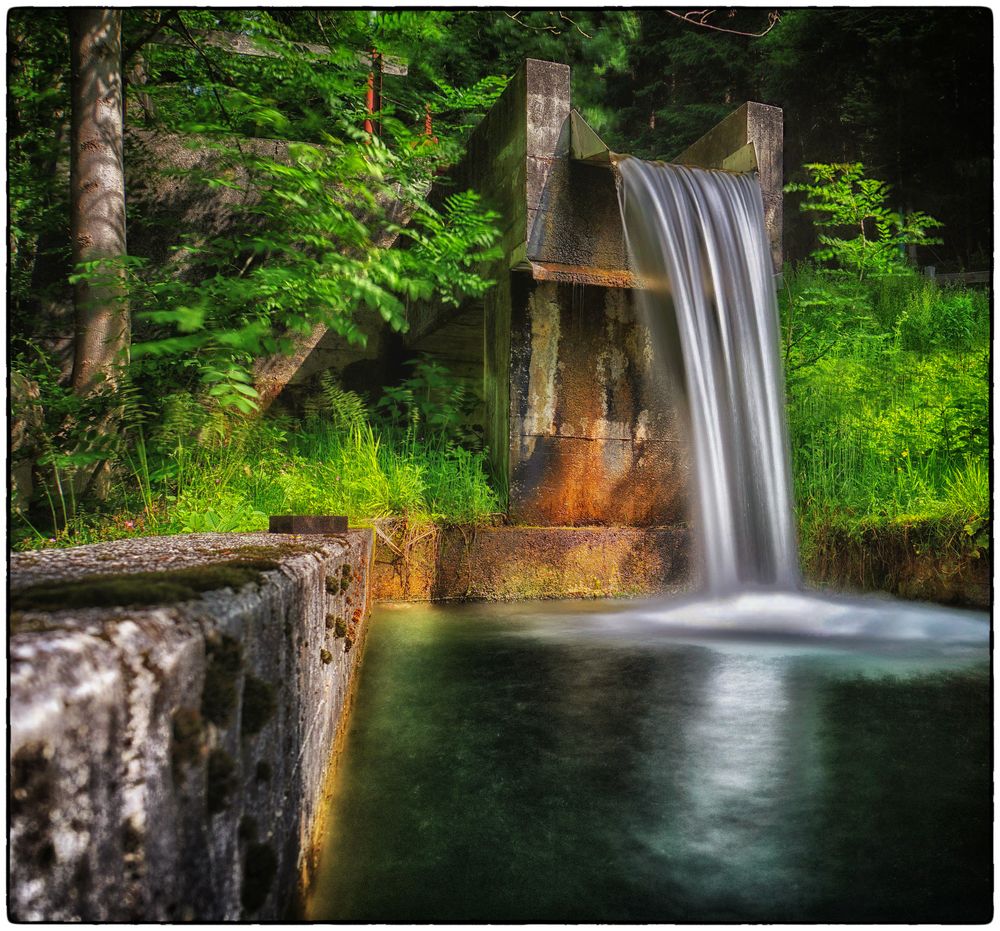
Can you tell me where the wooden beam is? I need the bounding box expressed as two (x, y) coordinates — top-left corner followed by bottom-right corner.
(151, 29), (408, 75)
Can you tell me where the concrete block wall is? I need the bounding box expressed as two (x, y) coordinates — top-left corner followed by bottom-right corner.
(507, 278), (688, 525)
(9, 531), (372, 921)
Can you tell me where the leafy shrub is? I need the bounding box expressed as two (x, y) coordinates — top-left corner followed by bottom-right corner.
(782, 161), (987, 561)
(896, 289), (981, 351)
(785, 162), (942, 280)
(376, 357), (481, 447)
(304, 373), (369, 435)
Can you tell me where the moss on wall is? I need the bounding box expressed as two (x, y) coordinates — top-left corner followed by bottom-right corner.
(10, 559), (282, 613)
(241, 676), (276, 737)
(206, 749), (237, 815)
(202, 635), (242, 727)
(241, 842), (278, 913)
(170, 708), (204, 782)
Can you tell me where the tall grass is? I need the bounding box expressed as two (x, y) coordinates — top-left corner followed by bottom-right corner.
(12, 412), (503, 551)
(782, 268), (990, 558)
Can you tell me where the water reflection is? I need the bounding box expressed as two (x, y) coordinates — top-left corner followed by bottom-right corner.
(671, 655), (796, 901)
(307, 601), (990, 923)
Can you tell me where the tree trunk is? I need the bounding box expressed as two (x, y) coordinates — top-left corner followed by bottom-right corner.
(69, 8), (129, 395)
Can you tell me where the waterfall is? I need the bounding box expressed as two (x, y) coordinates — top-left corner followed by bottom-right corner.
(616, 158), (799, 591)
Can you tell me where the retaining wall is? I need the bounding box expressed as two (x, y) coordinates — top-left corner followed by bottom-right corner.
(371, 525), (691, 602)
(9, 531), (371, 922)
(803, 523), (991, 609)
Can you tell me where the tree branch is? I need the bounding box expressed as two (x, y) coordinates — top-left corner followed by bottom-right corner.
(665, 9), (780, 38)
(123, 10), (177, 66)
(166, 12), (241, 138)
(559, 13), (593, 38)
(504, 11), (560, 35)
(504, 11), (592, 38)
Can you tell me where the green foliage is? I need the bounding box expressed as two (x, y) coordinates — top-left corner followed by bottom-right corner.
(9, 9), (506, 537)
(781, 262), (989, 561)
(129, 125), (500, 411)
(11, 377), (502, 552)
(782, 159), (986, 563)
(895, 288), (988, 352)
(8, 10), (71, 327)
(376, 357), (480, 447)
(304, 374), (368, 434)
(785, 163), (942, 280)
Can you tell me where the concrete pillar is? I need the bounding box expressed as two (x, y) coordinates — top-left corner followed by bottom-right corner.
(506, 276), (687, 525)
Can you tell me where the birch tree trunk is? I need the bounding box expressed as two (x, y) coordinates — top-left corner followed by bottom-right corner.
(69, 8), (129, 395)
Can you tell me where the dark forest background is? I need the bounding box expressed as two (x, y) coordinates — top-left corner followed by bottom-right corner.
(420, 7), (992, 270)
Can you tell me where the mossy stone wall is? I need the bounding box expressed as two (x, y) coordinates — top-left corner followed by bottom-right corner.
(9, 531), (372, 921)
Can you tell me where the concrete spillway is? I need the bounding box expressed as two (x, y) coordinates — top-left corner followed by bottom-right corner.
(408, 59), (783, 532)
(617, 159), (797, 590)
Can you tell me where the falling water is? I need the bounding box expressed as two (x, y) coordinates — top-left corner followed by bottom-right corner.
(616, 159), (798, 591)
(310, 164), (989, 925)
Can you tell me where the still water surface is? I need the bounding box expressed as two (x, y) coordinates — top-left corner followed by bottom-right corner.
(307, 598), (990, 923)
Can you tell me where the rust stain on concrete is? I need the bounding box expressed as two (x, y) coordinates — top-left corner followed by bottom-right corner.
(508, 280), (688, 526)
(528, 260), (637, 289)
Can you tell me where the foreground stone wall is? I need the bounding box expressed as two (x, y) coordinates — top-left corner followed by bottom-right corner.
(9, 531), (372, 922)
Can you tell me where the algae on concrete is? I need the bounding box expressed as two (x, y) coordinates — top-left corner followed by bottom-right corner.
(241, 676), (276, 737)
(10, 560), (280, 613)
(206, 749), (237, 815)
(201, 635), (243, 726)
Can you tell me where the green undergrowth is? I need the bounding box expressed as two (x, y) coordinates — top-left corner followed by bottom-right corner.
(782, 269), (990, 566)
(12, 411), (503, 552)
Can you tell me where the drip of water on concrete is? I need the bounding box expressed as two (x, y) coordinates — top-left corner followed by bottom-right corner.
(616, 159), (797, 591)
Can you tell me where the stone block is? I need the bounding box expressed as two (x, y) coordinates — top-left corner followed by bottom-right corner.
(268, 515), (348, 534)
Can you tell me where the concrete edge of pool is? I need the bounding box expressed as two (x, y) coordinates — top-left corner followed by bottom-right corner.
(8, 530), (372, 921)
(368, 524), (989, 609)
(7, 523), (989, 920)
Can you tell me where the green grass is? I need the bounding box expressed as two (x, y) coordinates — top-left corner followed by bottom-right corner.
(782, 269), (990, 564)
(13, 271), (987, 563)
(12, 413), (504, 552)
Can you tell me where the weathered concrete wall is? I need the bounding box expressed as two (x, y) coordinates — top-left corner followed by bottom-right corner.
(674, 102), (783, 272)
(484, 260), (514, 492)
(508, 278), (688, 525)
(125, 129), (284, 275)
(413, 59), (782, 526)
(9, 531), (372, 922)
(371, 526), (690, 602)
